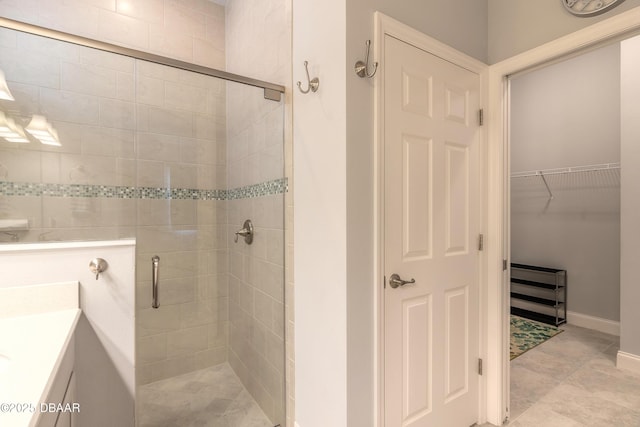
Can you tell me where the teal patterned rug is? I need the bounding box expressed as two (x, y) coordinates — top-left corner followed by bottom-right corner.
(510, 315), (563, 360)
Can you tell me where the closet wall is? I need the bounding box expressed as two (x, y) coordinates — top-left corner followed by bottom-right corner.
(510, 43), (621, 323)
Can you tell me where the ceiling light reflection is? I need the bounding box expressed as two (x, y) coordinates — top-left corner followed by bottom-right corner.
(25, 114), (61, 146)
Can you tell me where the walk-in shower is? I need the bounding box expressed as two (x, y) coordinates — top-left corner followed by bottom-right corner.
(0, 17), (286, 427)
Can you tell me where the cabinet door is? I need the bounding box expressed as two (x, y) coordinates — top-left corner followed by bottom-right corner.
(54, 372), (76, 427)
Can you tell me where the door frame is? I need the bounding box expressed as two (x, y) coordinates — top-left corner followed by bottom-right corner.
(486, 6), (640, 425)
(373, 12), (489, 426)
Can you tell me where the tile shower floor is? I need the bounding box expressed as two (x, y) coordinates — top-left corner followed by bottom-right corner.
(137, 363), (273, 427)
(506, 323), (640, 426)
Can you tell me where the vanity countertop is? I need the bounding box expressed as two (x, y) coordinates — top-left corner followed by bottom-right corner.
(0, 308), (80, 427)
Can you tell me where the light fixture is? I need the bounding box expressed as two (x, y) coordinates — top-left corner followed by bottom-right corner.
(0, 111), (29, 143)
(25, 114), (61, 146)
(0, 70), (14, 101)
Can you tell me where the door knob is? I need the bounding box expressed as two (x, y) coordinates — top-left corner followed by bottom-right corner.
(389, 273), (416, 289)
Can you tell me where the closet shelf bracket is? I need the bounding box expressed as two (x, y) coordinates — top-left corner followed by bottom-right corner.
(539, 172), (554, 200)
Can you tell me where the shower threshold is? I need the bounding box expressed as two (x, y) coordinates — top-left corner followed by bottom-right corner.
(137, 363), (274, 427)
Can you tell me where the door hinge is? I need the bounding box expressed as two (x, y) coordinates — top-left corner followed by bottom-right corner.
(383, 275), (386, 289)
(503, 259), (508, 271)
(478, 234), (484, 251)
(479, 108), (484, 126)
(478, 358), (483, 375)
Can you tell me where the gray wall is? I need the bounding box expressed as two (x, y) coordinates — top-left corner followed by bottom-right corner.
(344, 2), (488, 426)
(510, 43), (621, 322)
(488, 0), (640, 63)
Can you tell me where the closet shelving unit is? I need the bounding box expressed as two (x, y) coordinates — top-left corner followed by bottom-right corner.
(510, 263), (567, 326)
(510, 162), (621, 199)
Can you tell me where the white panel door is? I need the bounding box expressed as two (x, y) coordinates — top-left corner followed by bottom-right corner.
(384, 35), (481, 427)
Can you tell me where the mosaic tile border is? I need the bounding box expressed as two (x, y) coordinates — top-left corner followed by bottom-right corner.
(0, 178), (288, 200)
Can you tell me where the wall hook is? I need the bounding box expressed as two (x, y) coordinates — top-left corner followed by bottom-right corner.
(297, 61), (319, 94)
(355, 40), (378, 78)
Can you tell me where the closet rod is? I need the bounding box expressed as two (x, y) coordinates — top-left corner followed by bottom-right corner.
(511, 162), (620, 179)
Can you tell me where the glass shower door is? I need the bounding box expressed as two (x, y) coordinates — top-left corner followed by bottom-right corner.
(0, 24), (286, 427)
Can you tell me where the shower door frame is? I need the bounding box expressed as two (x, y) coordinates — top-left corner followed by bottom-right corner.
(0, 16), (285, 100)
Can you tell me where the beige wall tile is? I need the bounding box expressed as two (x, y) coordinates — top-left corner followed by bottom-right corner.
(0, 196), (42, 231)
(136, 160), (164, 187)
(116, 0), (164, 24)
(99, 98), (136, 129)
(39, 0), (102, 39)
(193, 38), (225, 70)
(136, 75), (164, 107)
(40, 88), (100, 125)
(144, 354), (198, 383)
(165, 0), (206, 39)
(166, 324), (208, 359)
(61, 61), (118, 98)
(98, 9), (150, 50)
(194, 347), (226, 370)
(0, 0), (39, 25)
(138, 334), (167, 364)
(0, 148), (41, 182)
(137, 132), (180, 162)
(254, 290), (273, 328)
(179, 298), (223, 329)
(165, 81), (209, 113)
(137, 305), (181, 337)
(138, 105), (194, 137)
(79, 47), (135, 72)
(0, 47), (61, 89)
(207, 321), (229, 348)
(148, 25), (193, 62)
(116, 72), (135, 101)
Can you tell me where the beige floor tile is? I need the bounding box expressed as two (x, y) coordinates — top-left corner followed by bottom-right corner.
(508, 324), (640, 427)
(138, 363), (273, 427)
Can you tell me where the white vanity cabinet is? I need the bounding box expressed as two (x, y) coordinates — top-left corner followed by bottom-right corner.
(35, 336), (76, 427)
(53, 373), (76, 427)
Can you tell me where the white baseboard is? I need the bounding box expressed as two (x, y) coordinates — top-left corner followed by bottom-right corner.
(566, 311), (620, 336)
(617, 351), (640, 375)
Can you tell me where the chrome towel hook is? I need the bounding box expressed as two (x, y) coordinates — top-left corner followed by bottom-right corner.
(297, 61), (319, 94)
(355, 40), (378, 78)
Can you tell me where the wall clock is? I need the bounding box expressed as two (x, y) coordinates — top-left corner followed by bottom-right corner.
(562, 0), (626, 16)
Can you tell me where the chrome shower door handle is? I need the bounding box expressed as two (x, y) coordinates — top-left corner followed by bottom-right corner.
(152, 255), (160, 309)
(389, 273), (416, 289)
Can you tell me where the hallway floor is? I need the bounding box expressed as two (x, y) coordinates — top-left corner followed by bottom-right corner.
(137, 363), (273, 427)
(506, 323), (640, 426)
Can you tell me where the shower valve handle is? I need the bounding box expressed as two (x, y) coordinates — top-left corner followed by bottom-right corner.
(234, 219), (254, 244)
(234, 229), (250, 242)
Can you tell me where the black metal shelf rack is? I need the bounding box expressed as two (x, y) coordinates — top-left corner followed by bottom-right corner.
(510, 263), (567, 326)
